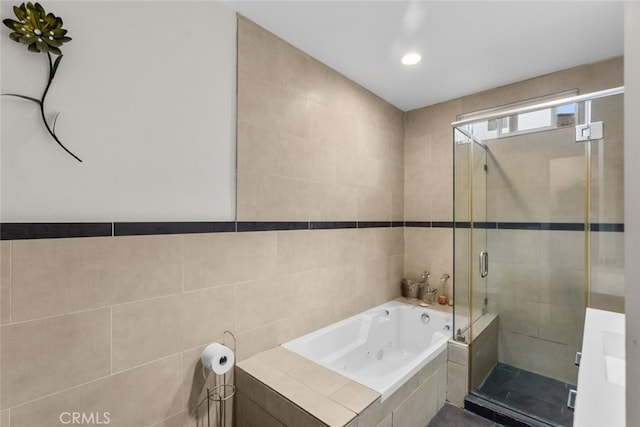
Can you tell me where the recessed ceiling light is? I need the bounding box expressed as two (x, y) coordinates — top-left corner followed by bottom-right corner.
(401, 52), (422, 66)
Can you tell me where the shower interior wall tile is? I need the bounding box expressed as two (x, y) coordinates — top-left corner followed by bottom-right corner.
(538, 302), (585, 348)
(539, 230), (584, 269)
(498, 329), (579, 385)
(591, 139), (625, 224)
(488, 230), (541, 265)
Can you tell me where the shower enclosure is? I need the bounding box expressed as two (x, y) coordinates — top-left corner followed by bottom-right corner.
(452, 87), (624, 426)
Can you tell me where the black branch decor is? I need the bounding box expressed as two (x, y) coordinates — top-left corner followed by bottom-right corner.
(3, 2), (81, 162)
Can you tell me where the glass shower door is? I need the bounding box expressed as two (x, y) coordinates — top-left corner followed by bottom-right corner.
(454, 88), (624, 427)
(588, 93), (625, 312)
(453, 128), (488, 344)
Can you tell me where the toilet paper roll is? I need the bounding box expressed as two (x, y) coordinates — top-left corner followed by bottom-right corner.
(201, 342), (235, 375)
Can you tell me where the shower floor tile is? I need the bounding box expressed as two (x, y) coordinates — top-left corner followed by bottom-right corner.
(476, 363), (574, 427)
(427, 403), (503, 427)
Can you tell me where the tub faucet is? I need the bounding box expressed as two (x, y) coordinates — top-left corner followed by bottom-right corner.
(420, 271), (430, 290)
(425, 287), (438, 304)
(420, 271), (437, 303)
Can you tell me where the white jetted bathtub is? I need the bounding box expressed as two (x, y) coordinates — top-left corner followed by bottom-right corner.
(283, 300), (452, 400)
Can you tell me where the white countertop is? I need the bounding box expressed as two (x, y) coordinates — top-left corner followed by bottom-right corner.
(574, 308), (625, 427)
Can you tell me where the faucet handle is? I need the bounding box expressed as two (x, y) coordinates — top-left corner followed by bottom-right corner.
(421, 271), (430, 282)
(440, 273), (450, 282)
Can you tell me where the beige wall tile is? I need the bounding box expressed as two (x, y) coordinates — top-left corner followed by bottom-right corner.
(10, 368), (112, 427)
(357, 188), (392, 222)
(330, 381), (379, 414)
(235, 277), (290, 333)
(381, 373), (417, 417)
(109, 235), (183, 305)
(263, 387), (326, 427)
(276, 229), (340, 275)
(471, 332), (498, 389)
(239, 358), (355, 426)
(1, 308), (111, 409)
(10, 238), (113, 322)
(447, 342), (468, 366)
(236, 322), (279, 362)
(237, 18), (403, 223)
(308, 182), (359, 221)
(10, 236), (183, 323)
(184, 232), (277, 291)
(404, 228), (453, 286)
(257, 347), (351, 397)
(290, 265), (350, 314)
(0, 242), (9, 325)
(151, 410), (187, 427)
(237, 172), (311, 221)
(418, 350), (447, 385)
(235, 367), (267, 408)
(236, 391), (284, 427)
(182, 286), (235, 350)
(237, 122), (281, 176)
(11, 355), (183, 427)
(446, 361), (468, 407)
(392, 372), (439, 427)
(277, 133), (337, 183)
(355, 398), (384, 426)
(112, 295), (182, 372)
(109, 355), (184, 426)
(237, 16), (281, 85)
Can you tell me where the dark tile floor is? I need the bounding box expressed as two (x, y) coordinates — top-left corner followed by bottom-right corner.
(475, 363), (574, 427)
(427, 403), (503, 427)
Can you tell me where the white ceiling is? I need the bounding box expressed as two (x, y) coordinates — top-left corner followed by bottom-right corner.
(223, 1), (624, 112)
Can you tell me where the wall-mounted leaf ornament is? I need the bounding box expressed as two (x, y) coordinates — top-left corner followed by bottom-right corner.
(3, 2), (81, 162)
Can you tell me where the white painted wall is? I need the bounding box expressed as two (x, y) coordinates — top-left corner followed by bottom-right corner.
(1, 1), (237, 221)
(625, 3), (640, 426)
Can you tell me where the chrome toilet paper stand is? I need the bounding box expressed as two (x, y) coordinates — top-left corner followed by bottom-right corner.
(204, 331), (236, 427)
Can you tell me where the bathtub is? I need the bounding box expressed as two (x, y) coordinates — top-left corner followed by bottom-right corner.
(282, 300), (452, 401)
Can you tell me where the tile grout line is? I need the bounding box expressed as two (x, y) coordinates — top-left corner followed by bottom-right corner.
(110, 306), (113, 375)
(6, 353), (182, 412)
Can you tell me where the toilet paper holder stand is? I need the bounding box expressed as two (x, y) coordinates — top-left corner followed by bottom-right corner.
(204, 331), (236, 427)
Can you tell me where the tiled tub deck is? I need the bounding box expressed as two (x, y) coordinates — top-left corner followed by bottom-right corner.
(236, 346), (447, 427)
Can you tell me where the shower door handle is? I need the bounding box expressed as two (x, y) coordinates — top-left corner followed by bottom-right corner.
(479, 251), (488, 278)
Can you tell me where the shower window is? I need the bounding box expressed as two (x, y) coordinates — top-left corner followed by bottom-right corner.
(456, 90), (579, 143)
